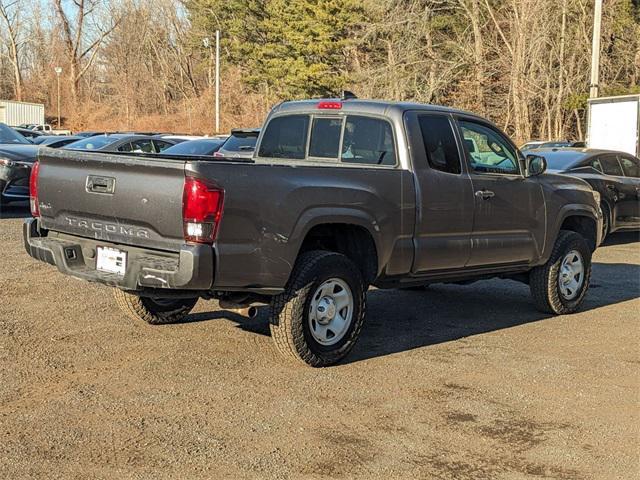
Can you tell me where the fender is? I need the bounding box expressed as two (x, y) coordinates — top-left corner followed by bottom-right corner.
(540, 203), (602, 264)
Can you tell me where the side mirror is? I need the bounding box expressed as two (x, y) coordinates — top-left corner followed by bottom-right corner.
(526, 154), (547, 177)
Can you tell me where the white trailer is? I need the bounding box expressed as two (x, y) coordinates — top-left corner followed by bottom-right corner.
(0, 100), (45, 127)
(587, 94), (640, 157)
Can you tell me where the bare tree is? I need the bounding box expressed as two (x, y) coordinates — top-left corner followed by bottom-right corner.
(53, 0), (119, 108)
(0, 0), (26, 100)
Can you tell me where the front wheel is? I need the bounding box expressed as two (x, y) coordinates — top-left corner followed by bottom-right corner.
(269, 251), (366, 367)
(113, 289), (198, 325)
(529, 230), (592, 314)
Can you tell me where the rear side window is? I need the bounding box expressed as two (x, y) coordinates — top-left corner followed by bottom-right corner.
(153, 140), (174, 152)
(120, 140), (153, 153)
(221, 134), (258, 152)
(600, 155), (623, 176)
(309, 118), (342, 159)
(618, 155), (640, 178)
(418, 114), (461, 174)
(259, 115), (309, 159)
(341, 116), (396, 166)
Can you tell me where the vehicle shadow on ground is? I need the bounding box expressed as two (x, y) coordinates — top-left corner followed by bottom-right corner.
(190, 256), (639, 364)
(602, 231), (640, 246)
(0, 202), (30, 220)
(343, 260), (639, 363)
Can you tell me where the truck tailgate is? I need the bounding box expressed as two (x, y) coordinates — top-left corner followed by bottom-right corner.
(36, 149), (186, 251)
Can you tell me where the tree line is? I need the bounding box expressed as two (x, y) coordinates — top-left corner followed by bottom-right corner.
(0, 0), (638, 143)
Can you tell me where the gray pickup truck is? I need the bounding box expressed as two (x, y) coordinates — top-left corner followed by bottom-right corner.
(24, 99), (603, 367)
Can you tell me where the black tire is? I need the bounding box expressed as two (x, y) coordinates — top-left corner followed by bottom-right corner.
(529, 230), (592, 315)
(600, 202), (611, 241)
(113, 289), (198, 325)
(269, 250), (366, 367)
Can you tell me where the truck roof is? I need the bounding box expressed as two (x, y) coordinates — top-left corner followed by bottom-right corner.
(271, 98), (484, 120)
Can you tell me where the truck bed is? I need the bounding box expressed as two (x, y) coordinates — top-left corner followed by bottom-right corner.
(32, 149), (414, 292)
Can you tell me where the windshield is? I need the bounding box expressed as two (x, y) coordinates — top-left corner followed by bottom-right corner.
(64, 135), (120, 150)
(0, 123), (30, 145)
(163, 139), (225, 156)
(220, 134), (258, 152)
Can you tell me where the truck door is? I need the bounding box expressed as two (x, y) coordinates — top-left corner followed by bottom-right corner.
(404, 111), (474, 272)
(455, 117), (545, 267)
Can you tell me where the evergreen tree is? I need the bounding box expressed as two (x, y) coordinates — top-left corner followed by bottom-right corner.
(186, 0), (363, 99)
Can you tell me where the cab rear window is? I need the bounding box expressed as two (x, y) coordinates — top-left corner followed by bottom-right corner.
(258, 114), (396, 166)
(341, 116), (396, 166)
(258, 115), (309, 159)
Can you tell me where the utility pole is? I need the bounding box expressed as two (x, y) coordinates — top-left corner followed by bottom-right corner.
(589, 0), (603, 98)
(215, 30), (220, 134)
(54, 67), (63, 127)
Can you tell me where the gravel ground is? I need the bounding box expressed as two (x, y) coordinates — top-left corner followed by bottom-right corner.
(1, 204), (639, 479)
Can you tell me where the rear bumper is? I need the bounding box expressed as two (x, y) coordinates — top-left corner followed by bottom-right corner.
(23, 218), (214, 291)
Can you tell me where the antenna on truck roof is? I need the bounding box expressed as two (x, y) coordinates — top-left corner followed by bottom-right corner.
(341, 90), (358, 101)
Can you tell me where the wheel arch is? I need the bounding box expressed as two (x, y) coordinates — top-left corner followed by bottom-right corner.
(549, 205), (601, 254)
(290, 210), (381, 286)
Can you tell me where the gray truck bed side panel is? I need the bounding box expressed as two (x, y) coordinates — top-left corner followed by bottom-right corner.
(188, 162), (416, 289)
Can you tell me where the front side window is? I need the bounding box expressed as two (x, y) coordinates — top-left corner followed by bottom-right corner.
(418, 114), (461, 174)
(590, 158), (604, 173)
(459, 120), (519, 174)
(618, 155), (640, 178)
(599, 155), (623, 176)
(258, 115), (309, 159)
(341, 116), (396, 166)
(309, 118), (342, 159)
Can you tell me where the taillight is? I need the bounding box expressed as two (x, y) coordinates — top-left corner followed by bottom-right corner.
(317, 101), (342, 110)
(182, 177), (224, 244)
(29, 160), (40, 217)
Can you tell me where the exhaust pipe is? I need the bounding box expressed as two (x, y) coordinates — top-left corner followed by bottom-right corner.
(219, 300), (258, 318)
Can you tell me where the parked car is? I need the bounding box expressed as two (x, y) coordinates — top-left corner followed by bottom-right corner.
(25, 98), (602, 366)
(522, 140), (585, 152)
(0, 123), (39, 205)
(63, 134), (177, 153)
(539, 147), (639, 238)
(153, 134), (207, 143)
(32, 135), (84, 148)
(13, 126), (44, 140)
(160, 138), (227, 156)
(520, 141), (546, 151)
(1, 122), (31, 145)
(214, 128), (260, 159)
(25, 124), (72, 136)
(74, 131), (107, 138)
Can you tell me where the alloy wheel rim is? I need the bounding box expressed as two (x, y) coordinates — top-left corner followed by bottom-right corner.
(558, 250), (584, 301)
(308, 278), (354, 346)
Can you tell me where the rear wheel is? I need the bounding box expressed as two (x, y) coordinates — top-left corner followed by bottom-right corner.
(529, 230), (591, 314)
(269, 251), (366, 367)
(113, 289), (198, 325)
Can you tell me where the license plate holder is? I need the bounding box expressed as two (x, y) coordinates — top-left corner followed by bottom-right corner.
(96, 246), (127, 276)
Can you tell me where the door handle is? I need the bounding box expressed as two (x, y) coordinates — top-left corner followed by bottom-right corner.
(475, 189), (495, 200)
